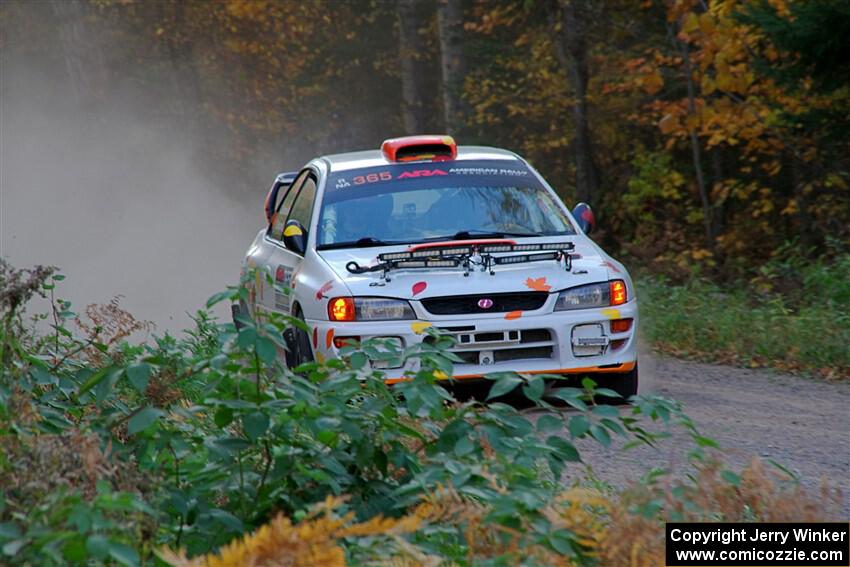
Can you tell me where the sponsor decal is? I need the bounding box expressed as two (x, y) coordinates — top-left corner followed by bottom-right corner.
(449, 167), (529, 176)
(335, 178), (351, 189)
(397, 169), (448, 179)
(575, 337), (609, 347)
(273, 265), (293, 311)
(601, 260), (622, 273)
(316, 280), (334, 300)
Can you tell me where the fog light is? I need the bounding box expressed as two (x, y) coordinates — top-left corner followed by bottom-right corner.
(610, 318), (633, 333)
(333, 336), (360, 349)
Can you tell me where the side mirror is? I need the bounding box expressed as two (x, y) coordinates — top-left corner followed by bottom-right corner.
(283, 220), (307, 255)
(572, 202), (595, 234)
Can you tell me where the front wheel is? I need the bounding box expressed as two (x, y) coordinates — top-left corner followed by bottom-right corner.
(283, 308), (314, 369)
(605, 364), (638, 403)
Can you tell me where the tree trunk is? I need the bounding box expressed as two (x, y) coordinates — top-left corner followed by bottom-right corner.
(680, 38), (714, 251)
(159, 0), (206, 142)
(710, 147), (726, 241)
(49, 0), (106, 108)
(437, 0), (467, 134)
(552, 0), (599, 204)
(791, 153), (816, 252)
(396, 0), (431, 134)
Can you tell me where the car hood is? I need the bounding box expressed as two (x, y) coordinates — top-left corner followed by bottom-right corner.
(316, 239), (615, 299)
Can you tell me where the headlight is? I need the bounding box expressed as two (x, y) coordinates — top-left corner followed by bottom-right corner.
(554, 280), (627, 311)
(328, 297), (415, 321)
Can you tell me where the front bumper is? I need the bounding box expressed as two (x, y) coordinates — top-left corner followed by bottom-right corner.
(305, 299), (638, 381)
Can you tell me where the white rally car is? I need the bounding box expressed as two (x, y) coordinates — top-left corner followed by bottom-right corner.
(238, 135), (638, 397)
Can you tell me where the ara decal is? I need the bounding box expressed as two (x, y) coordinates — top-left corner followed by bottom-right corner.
(316, 280), (334, 300)
(412, 281), (427, 296)
(411, 321), (432, 334)
(525, 277), (551, 292)
(601, 308), (621, 319)
(312, 327), (318, 349)
(397, 169), (448, 179)
(316, 351), (326, 363)
(325, 328), (335, 349)
(505, 310), (523, 320)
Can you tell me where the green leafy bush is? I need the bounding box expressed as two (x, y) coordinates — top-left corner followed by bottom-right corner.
(0, 259), (836, 565)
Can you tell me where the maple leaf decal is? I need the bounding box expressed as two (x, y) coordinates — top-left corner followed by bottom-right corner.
(525, 277), (551, 292)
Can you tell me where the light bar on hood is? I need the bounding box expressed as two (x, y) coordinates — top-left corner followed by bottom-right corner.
(479, 241), (574, 253)
(380, 246), (473, 262)
(410, 246), (473, 258)
(493, 251), (560, 265)
(395, 259), (460, 269)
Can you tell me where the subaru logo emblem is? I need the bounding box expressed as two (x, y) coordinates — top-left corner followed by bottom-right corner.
(477, 298), (494, 309)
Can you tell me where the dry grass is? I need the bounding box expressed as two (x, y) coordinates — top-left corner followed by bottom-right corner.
(598, 458), (844, 566)
(159, 458), (842, 567)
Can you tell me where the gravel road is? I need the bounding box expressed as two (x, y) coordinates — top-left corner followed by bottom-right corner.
(531, 356), (850, 517)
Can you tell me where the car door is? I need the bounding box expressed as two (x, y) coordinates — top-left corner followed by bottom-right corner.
(261, 169), (318, 316)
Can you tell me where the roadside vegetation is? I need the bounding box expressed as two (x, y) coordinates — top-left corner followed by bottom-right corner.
(1, 260), (842, 566)
(638, 249), (850, 379)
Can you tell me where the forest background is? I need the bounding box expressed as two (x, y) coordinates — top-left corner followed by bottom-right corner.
(2, 0), (849, 371)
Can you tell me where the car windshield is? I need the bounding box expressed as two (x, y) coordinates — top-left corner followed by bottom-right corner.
(317, 160), (574, 248)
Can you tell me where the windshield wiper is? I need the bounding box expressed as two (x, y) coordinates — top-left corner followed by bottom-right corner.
(317, 237), (403, 250)
(454, 229), (540, 239)
(420, 229), (542, 242)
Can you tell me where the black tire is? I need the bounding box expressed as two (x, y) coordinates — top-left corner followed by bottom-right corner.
(604, 364), (639, 403)
(283, 307), (314, 369)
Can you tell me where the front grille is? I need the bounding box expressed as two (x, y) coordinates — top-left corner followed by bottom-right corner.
(520, 329), (551, 343)
(421, 292), (548, 315)
(495, 346), (552, 362)
(453, 346), (553, 364)
(433, 328), (555, 366)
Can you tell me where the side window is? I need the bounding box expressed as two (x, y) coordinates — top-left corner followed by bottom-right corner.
(269, 171), (308, 240)
(287, 176), (318, 231)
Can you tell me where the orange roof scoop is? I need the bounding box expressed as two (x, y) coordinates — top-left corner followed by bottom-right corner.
(381, 135), (457, 162)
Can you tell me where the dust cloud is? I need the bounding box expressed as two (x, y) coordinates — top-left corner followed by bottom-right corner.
(1, 62), (264, 333)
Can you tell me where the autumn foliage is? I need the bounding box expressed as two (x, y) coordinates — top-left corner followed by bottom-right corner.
(2, 0), (847, 280)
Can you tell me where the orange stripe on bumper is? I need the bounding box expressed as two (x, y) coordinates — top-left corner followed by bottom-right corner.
(384, 361), (636, 385)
